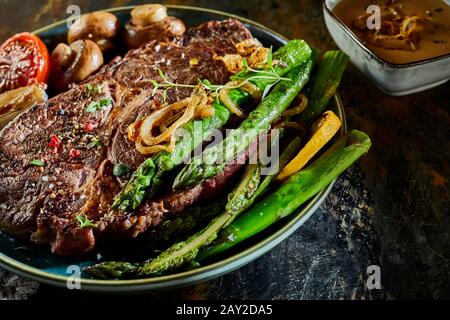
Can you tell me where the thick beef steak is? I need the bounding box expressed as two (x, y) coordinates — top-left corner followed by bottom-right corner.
(0, 19), (253, 255)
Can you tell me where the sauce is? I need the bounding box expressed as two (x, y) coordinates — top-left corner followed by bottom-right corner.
(333, 0), (450, 64)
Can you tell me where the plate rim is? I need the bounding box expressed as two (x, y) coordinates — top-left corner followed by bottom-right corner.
(0, 4), (347, 293)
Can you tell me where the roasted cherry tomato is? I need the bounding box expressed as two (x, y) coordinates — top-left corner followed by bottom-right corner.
(0, 32), (50, 94)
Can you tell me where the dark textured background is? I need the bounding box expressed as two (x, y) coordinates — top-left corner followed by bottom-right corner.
(0, 0), (449, 300)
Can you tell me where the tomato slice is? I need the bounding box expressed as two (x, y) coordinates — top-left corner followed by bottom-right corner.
(0, 32), (50, 94)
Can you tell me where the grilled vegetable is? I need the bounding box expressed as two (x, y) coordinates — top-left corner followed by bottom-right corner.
(223, 130), (303, 226)
(0, 33), (50, 94)
(197, 130), (371, 262)
(86, 199), (227, 280)
(0, 85), (47, 129)
(173, 57), (315, 189)
(68, 11), (120, 53)
(301, 50), (349, 122)
(112, 40), (313, 212)
(131, 4), (169, 26)
(86, 261), (140, 280)
(124, 5), (186, 49)
(150, 198), (227, 242)
(50, 40), (104, 92)
(87, 130), (301, 278)
(277, 110), (342, 181)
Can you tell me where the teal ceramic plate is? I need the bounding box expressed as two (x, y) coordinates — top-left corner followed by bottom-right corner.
(0, 5), (347, 293)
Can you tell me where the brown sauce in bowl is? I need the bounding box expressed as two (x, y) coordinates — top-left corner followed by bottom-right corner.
(333, 0), (450, 64)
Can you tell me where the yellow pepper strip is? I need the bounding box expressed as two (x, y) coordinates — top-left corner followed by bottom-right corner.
(276, 110), (342, 181)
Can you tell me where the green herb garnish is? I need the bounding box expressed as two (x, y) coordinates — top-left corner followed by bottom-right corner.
(150, 49), (290, 103)
(30, 159), (45, 167)
(86, 83), (103, 97)
(76, 215), (96, 229)
(87, 137), (102, 149)
(86, 98), (113, 113)
(113, 164), (131, 177)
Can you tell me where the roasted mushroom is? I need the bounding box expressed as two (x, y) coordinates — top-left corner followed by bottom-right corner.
(124, 4), (186, 49)
(50, 40), (104, 92)
(68, 11), (120, 52)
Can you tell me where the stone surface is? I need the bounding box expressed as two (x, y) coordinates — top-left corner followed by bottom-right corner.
(0, 0), (449, 300)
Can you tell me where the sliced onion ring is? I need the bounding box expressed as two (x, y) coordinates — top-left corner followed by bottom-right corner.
(140, 98), (191, 146)
(219, 80), (261, 117)
(133, 88), (210, 155)
(282, 94), (308, 117)
(135, 136), (176, 155)
(281, 122), (305, 131)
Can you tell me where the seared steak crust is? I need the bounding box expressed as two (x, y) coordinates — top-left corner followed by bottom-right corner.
(182, 19), (253, 55)
(0, 19), (253, 255)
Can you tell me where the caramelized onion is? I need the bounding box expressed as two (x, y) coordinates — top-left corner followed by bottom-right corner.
(283, 94), (308, 117)
(219, 85), (244, 118)
(219, 80), (261, 117)
(136, 136), (176, 154)
(249, 47), (270, 69)
(236, 38), (263, 56)
(352, 9), (431, 52)
(132, 88), (211, 155)
(281, 122), (305, 132)
(217, 54), (244, 74)
(219, 39), (270, 73)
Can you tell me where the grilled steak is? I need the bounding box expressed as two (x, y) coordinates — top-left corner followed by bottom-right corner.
(0, 19), (253, 256)
(181, 19), (253, 55)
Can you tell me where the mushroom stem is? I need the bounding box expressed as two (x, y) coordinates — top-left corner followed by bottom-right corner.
(131, 4), (168, 26)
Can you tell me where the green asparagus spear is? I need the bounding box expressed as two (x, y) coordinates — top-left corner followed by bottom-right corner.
(137, 132), (302, 276)
(301, 50), (349, 122)
(225, 128), (283, 215)
(223, 134), (302, 228)
(111, 158), (156, 211)
(149, 198), (227, 242)
(197, 130), (371, 262)
(173, 58), (315, 190)
(85, 200), (226, 280)
(111, 40), (312, 212)
(85, 261), (140, 280)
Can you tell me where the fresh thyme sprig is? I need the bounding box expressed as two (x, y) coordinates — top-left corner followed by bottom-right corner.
(150, 48), (291, 103)
(86, 83), (103, 97)
(76, 214), (96, 229)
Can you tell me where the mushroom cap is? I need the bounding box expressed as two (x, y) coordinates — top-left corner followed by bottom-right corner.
(124, 17), (186, 49)
(67, 40), (104, 83)
(68, 11), (120, 49)
(50, 40), (104, 92)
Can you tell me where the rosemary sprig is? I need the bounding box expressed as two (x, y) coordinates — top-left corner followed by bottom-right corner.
(150, 48), (292, 104)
